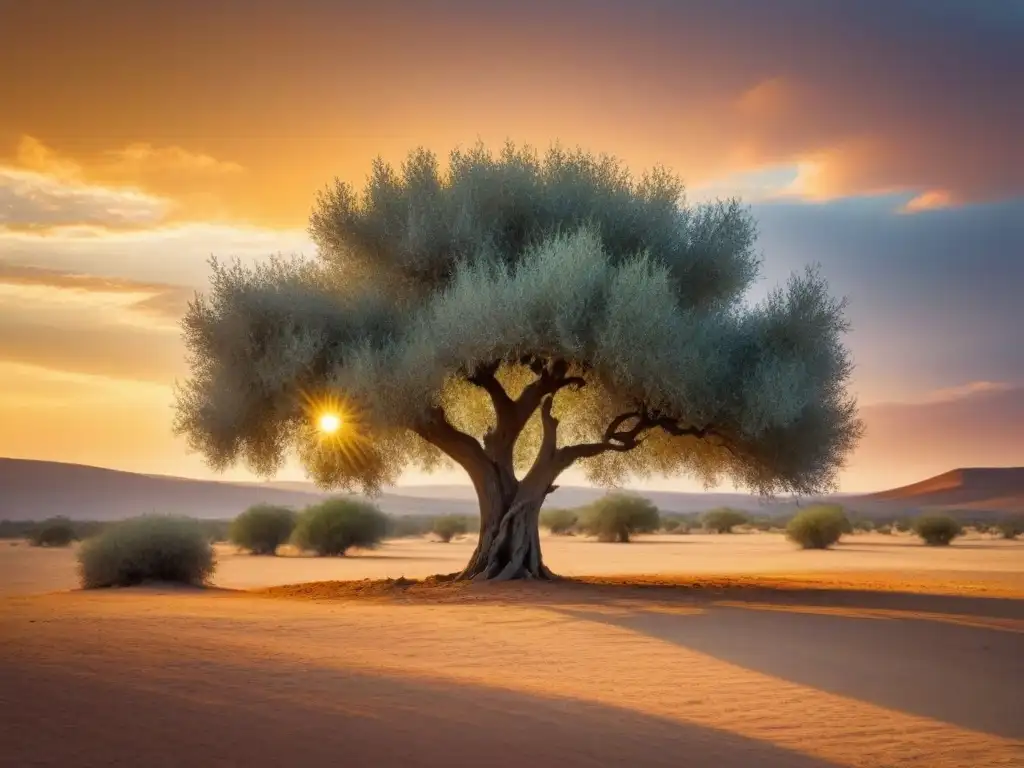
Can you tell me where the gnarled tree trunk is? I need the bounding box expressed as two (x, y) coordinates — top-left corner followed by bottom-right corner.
(459, 490), (553, 581)
(416, 359), (680, 581)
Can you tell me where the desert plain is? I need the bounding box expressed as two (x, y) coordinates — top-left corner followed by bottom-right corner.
(2, 531), (1023, 768)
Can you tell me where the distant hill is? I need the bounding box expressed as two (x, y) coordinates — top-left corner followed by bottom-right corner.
(1, 458), (789, 522)
(10, 457), (1016, 523)
(848, 467), (1024, 516)
(0, 459), (330, 521)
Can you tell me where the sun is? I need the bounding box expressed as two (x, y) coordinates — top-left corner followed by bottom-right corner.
(317, 412), (342, 434)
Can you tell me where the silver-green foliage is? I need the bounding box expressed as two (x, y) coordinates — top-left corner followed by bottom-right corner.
(539, 507), (578, 535)
(175, 144), (861, 496)
(432, 514), (469, 543)
(579, 492), (660, 543)
(229, 504), (297, 555)
(786, 504), (849, 549)
(702, 507), (749, 533)
(291, 499), (388, 556)
(913, 515), (962, 546)
(77, 516), (215, 588)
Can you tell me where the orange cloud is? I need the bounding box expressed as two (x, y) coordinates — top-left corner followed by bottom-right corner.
(0, 263), (193, 324)
(5, 136), (245, 224)
(900, 190), (956, 214)
(104, 142), (244, 176)
(0, 165), (168, 230)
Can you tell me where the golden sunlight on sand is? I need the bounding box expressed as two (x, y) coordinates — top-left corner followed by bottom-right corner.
(2, 533), (1023, 766)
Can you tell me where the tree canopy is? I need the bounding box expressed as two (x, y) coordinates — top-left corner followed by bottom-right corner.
(174, 143), (862, 579)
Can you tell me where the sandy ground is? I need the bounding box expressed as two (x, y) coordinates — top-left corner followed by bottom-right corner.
(2, 533), (1023, 767)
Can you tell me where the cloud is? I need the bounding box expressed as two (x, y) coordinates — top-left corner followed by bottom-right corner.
(4, 136), (245, 225)
(0, 317), (185, 384)
(101, 142), (244, 176)
(751, 196), (1024, 403)
(900, 190), (956, 214)
(0, 221), (312, 385)
(0, 222), (314, 287)
(2, 1), (1018, 218)
(0, 263), (194, 324)
(14, 135), (243, 180)
(0, 166), (168, 229)
(916, 381), (1017, 406)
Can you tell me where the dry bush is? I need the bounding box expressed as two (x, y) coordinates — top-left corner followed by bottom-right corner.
(77, 516), (215, 589)
(540, 507), (578, 535)
(292, 499), (387, 556)
(913, 515), (962, 546)
(30, 517), (76, 547)
(432, 515), (469, 542)
(702, 508), (748, 533)
(997, 517), (1023, 540)
(786, 505), (849, 550)
(579, 493), (660, 543)
(230, 504), (296, 555)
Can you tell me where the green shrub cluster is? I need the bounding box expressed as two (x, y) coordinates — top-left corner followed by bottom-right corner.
(229, 504), (296, 555)
(579, 492), (659, 543)
(702, 508), (748, 534)
(997, 517), (1024, 540)
(432, 515), (469, 542)
(29, 517), (76, 547)
(913, 515), (962, 546)
(77, 516), (215, 589)
(785, 505), (849, 549)
(292, 499), (388, 556)
(540, 507), (578, 535)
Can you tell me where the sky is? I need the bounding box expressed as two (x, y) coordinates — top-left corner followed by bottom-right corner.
(0, 0), (1021, 493)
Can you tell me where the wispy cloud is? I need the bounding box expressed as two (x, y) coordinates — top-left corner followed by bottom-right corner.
(0, 263), (194, 325)
(0, 166), (168, 229)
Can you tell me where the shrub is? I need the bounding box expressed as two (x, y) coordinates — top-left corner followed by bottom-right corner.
(77, 516), (215, 588)
(851, 519), (875, 533)
(892, 518), (912, 533)
(786, 505), (849, 550)
(579, 493), (660, 543)
(292, 499), (387, 556)
(702, 508), (748, 534)
(432, 515), (469, 543)
(230, 505), (296, 555)
(997, 517), (1024, 540)
(30, 517), (76, 547)
(913, 515), (962, 546)
(540, 507), (578, 535)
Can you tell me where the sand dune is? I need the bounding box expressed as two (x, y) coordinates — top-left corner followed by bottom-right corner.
(850, 466), (1024, 516)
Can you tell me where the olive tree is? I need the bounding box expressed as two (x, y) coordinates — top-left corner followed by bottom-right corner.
(175, 143), (861, 581)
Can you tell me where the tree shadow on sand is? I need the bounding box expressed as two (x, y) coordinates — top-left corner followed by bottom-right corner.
(535, 582), (1024, 740)
(1, 651), (842, 768)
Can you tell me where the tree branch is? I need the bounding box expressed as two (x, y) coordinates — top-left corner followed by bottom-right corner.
(413, 405), (490, 473)
(467, 357), (586, 466)
(552, 410), (724, 473)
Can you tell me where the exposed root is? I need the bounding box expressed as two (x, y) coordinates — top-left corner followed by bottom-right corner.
(459, 498), (554, 581)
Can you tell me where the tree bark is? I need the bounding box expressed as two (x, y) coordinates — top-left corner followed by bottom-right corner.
(416, 360), (722, 581)
(458, 486), (554, 581)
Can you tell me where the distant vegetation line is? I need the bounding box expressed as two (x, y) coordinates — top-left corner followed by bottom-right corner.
(5, 504), (1021, 546)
